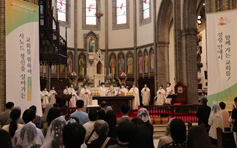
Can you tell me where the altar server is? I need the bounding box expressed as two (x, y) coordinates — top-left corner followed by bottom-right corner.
(165, 82), (173, 104)
(49, 87), (57, 104)
(80, 84), (92, 106)
(41, 88), (50, 108)
(129, 83), (140, 111)
(63, 86), (69, 95)
(99, 82), (107, 96)
(141, 84), (150, 106)
(68, 84), (79, 107)
(156, 85), (166, 105)
(118, 83), (128, 95)
(107, 84), (117, 96)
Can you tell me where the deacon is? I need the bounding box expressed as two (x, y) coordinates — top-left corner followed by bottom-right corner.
(40, 88), (50, 108)
(63, 86), (69, 95)
(49, 87), (57, 104)
(107, 84), (117, 96)
(68, 84), (79, 107)
(141, 84), (150, 106)
(165, 82), (173, 104)
(156, 85), (165, 105)
(129, 83), (140, 111)
(80, 84), (92, 106)
(99, 82), (107, 96)
(118, 83), (128, 95)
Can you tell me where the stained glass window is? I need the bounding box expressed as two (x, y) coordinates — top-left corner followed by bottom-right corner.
(57, 0), (66, 22)
(116, 0), (126, 24)
(86, 0), (97, 25)
(143, 0), (150, 19)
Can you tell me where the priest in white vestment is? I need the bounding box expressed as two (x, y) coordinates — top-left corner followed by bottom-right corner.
(141, 84), (150, 106)
(156, 85), (166, 105)
(80, 84), (92, 106)
(99, 82), (107, 96)
(165, 82), (173, 104)
(107, 84), (117, 96)
(129, 83), (140, 110)
(49, 87), (57, 104)
(41, 88), (50, 108)
(68, 84), (79, 107)
(118, 83), (128, 96)
(63, 86), (69, 95)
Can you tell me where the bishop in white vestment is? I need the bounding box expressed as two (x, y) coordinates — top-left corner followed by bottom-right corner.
(156, 85), (165, 105)
(80, 84), (92, 106)
(118, 84), (128, 95)
(49, 87), (57, 104)
(63, 86), (69, 95)
(68, 84), (79, 107)
(99, 82), (107, 96)
(141, 84), (150, 106)
(165, 82), (173, 104)
(41, 88), (50, 108)
(129, 83), (140, 110)
(107, 84), (117, 96)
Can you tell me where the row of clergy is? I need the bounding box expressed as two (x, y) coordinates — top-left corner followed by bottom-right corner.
(40, 82), (173, 110)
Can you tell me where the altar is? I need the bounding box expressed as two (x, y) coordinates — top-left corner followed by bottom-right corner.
(92, 96), (134, 113)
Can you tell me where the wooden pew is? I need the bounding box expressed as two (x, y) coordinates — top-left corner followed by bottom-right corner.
(216, 127), (236, 148)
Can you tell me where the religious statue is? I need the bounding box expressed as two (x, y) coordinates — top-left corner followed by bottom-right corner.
(60, 64), (64, 75)
(118, 54), (125, 75)
(97, 61), (102, 74)
(89, 36), (95, 52)
(150, 50), (155, 73)
(51, 64), (57, 74)
(67, 54), (73, 74)
(144, 51), (149, 73)
(139, 52), (143, 74)
(110, 55), (116, 74)
(43, 62), (47, 74)
(127, 53), (133, 75)
(79, 54), (85, 76)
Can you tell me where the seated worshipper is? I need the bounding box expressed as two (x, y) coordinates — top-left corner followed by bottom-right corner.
(196, 97), (211, 127)
(130, 124), (154, 148)
(141, 84), (151, 106)
(68, 84), (79, 107)
(41, 116), (66, 148)
(100, 101), (108, 110)
(13, 109), (44, 148)
(49, 87), (57, 104)
(6, 106), (25, 125)
(2, 109), (23, 139)
(118, 83), (128, 96)
(0, 129), (12, 148)
(80, 84), (92, 106)
(70, 100), (90, 125)
(97, 109), (106, 120)
(208, 104), (224, 145)
(41, 88), (50, 108)
(129, 83), (140, 111)
(229, 97), (237, 132)
(165, 82), (173, 104)
(43, 107), (61, 137)
(117, 104), (132, 125)
(29, 105), (41, 128)
(219, 102), (230, 129)
(39, 103), (53, 128)
(137, 108), (154, 135)
(0, 102), (14, 126)
(105, 110), (117, 138)
(100, 82), (107, 96)
(63, 86), (69, 95)
(157, 118), (175, 148)
(161, 119), (187, 148)
(108, 122), (135, 148)
(187, 126), (215, 148)
(83, 109), (99, 144)
(62, 123), (86, 148)
(87, 120), (117, 148)
(107, 84), (117, 96)
(156, 85), (166, 105)
(53, 103), (60, 109)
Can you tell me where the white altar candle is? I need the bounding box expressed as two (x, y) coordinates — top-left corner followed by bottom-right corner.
(82, 68), (84, 76)
(105, 68), (106, 74)
(86, 68), (88, 74)
(109, 68), (110, 73)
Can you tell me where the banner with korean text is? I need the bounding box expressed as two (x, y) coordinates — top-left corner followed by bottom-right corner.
(207, 10), (237, 111)
(6, 0), (42, 115)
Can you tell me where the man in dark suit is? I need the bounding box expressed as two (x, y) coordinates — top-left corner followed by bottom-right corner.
(0, 102), (14, 126)
(196, 97), (211, 127)
(117, 104), (132, 125)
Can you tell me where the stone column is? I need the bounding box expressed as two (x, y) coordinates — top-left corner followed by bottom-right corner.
(74, 0), (78, 74)
(133, 0), (137, 85)
(153, 0), (157, 91)
(105, 0), (109, 76)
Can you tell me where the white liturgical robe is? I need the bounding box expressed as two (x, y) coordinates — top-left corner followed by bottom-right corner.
(156, 88), (165, 105)
(129, 87), (140, 110)
(99, 86), (107, 96)
(49, 90), (57, 104)
(68, 87), (79, 107)
(63, 88), (69, 95)
(41, 90), (50, 108)
(119, 87), (128, 95)
(107, 88), (117, 96)
(141, 87), (150, 105)
(80, 88), (92, 106)
(165, 86), (172, 104)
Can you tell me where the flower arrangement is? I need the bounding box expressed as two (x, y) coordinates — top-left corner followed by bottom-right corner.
(105, 73), (117, 87)
(81, 74), (94, 87)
